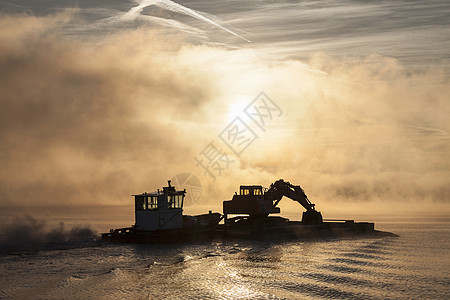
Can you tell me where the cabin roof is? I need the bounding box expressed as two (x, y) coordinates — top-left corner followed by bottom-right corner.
(240, 185), (263, 189)
(132, 190), (185, 197)
(132, 192), (159, 197)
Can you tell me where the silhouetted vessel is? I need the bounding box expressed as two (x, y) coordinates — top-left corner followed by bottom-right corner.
(102, 179), (395, 244)
(102, 180), (221, 243)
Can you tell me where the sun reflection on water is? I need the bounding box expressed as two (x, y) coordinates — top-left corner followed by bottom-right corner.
(186, 257), (265, 299)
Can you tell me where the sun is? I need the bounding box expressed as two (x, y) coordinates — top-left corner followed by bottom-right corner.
(227, 96), (249, 121)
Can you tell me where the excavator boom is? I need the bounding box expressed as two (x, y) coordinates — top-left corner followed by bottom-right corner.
(264, 179), (322, 225)
(266, 180), (314, 211)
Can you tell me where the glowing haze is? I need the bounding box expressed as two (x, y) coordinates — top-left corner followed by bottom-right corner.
(0, 1), (449, 218)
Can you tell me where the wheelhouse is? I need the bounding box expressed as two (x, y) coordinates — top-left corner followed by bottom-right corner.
(133, 180), (186, 231)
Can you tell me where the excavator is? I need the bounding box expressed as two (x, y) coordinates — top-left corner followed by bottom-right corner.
(223, 179), (323, 225)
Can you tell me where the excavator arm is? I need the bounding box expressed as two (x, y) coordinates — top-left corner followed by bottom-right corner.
(266, 180), (314, 210)
(264, 179), (323, 225)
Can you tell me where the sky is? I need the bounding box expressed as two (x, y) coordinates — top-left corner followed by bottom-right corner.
(0, 0), (449, 218)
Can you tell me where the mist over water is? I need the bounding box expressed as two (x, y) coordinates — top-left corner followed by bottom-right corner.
(0, 215), (99, 252)
(0, 4), (448, 211)
(0, 1), (449, 298)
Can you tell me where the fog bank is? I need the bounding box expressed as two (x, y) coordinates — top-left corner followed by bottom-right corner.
(0, 13), (449, 212)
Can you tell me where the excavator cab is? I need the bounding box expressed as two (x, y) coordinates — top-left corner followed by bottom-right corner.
(223, 180), (323, 225)
(240, 186), (263, 196)
(223, 185), (280, 217)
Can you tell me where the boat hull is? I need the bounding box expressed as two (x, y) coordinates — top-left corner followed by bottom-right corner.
(102, 213), (397, 244)
(102, 227), (216, 244)
(102, 212), (222, 244)
(218, 217), (396, 241)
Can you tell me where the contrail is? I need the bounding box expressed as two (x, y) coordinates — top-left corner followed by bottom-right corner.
(122, 0), (251, 42)
(406, 125), (448, 135)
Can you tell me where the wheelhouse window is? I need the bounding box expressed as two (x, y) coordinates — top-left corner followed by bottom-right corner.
(241, 188), (250, 195)
(168, 194), (183, 209)
(135, 196), (146, 211)
(148, 196), (158, 210)
(254, 189), (262, 195)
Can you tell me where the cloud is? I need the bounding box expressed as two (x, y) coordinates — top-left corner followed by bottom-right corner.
(0, 13), (220, 206)
(235, 53), (450, 205)
(0, 12), (448, 213)
(121, 0), (250, 42)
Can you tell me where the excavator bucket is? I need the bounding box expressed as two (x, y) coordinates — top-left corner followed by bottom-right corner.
(301, 210), (323, 225)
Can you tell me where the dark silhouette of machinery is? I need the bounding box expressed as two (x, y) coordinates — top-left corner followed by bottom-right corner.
(103, 179), (387, 243)
(223, 179), (323, 225)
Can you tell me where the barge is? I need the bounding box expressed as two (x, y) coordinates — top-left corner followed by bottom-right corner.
(217, 180), (394, 240)
(102, 179), (395, 243)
